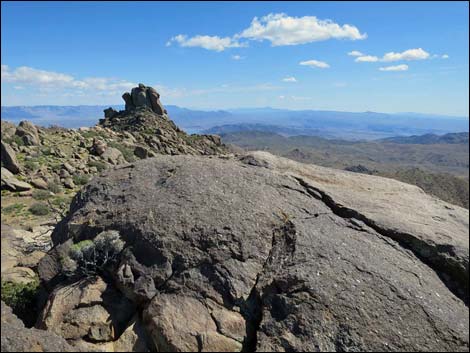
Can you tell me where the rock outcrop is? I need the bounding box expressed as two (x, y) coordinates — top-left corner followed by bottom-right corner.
(38, 153), (469, 352)
(120, 83), (166, 115)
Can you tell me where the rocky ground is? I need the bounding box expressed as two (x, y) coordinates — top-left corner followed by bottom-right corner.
(1, 85), (468, 352)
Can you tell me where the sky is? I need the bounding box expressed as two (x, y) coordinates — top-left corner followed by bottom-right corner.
(1, 1), (469, 116)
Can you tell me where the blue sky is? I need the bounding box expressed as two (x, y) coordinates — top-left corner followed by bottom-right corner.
(1, 1), (469, 116)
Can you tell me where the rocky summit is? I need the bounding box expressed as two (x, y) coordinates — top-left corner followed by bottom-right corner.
(1, 85), (469, 352)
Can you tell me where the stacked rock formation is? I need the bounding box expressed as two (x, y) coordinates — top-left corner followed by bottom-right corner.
(122, 83), (166, 115)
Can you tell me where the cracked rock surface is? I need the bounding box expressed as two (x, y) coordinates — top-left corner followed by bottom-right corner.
(38, 153), (469, 351)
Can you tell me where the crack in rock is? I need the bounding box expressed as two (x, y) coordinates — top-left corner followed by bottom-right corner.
(293, 176), (469, 306)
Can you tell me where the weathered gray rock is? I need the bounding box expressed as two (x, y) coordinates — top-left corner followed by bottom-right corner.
(38, 277), (135, 343)
(90, 138), (107, 156)
(1, 167), (33, 191)
(147, 86), (164, 115)
(15, 120), (40, 146)
(1, 301), (79, 352)
(104, 107), (118, 119)
(122, 92), (135, 111)
(30, 177), (49, 190)
(123, 83), (166, 115)
(101, 146), (126, 165)
(43, 153), (469, 352)
(1, 141), (21, 174)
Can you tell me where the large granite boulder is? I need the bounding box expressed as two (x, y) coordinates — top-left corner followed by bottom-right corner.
(1, 167), (33, 191)
(39, 153), (469, 352)
(15, 120), (40, 146)
(1, 141), (21, 174)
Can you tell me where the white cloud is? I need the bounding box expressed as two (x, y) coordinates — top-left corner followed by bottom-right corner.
(355, 55), (379, 62)
(231, 55), (245, 60)
(167, 34), (247, 52)
(442, 54), (449, 59)
(282, 76), (297, 82)
(2, 65), (75, 85)
(1, 65), (136, 92)
(238, 13), (366, 46)
(379, 64), (409, 72)
(299, 59), (330, 69)
(279, 95), (286, 100)
(381, 48), (429, 62)
(348, 50), (364, 56)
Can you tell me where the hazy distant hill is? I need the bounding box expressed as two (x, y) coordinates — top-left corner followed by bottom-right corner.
(381, 132), (469, 144)
(222, 130), (469, 208)
(2, 105), (468, 140)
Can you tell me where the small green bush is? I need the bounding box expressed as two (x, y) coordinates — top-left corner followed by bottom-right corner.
(68, 231), (125, 277)
(2, 203), (25, 214)
(28, 202), (50, 216)
(1, 279), (39, 327)
(47, 181), (62, 194)
(24, 159), (39, 171)
(89, 160), (107, 172)
(32, 189), (51, 200)
(72, 174), (90, 186)
(4, 135), (25, 147)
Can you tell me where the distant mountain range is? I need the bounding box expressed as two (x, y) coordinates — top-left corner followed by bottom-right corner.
(1, 105), (468, 140)
(380, 132), (469, 144)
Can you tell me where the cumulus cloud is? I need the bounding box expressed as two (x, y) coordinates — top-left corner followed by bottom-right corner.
(379, 64), (409, 72)
(166, 34), (247, 52)
(442, 54), (449, 59)
(1, 65), (136, 92)
(282, 76), (297, 82)
(238, 13), (366, 46)
(381, 48), (429, 62)
(2, 65), (75, 85)
(168, 13), (366, 51)
(348, 50), (364, 56)
(231, 55), (245, 60)
(299, 60), (330, 69)
(355, 55), (379, 62)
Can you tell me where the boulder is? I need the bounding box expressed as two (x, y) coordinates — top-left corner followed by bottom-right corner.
(15, 120), (40, 146)
(122, 92), (135, 111)
(1, 167), (33, 191)
(43, 154), (469, 352)
(1, 141), (21, 174)
(2, 266), (37, 285)
(1, 121), (17, 140)
(131, 84), (148, 108)
(1, 302), (79, 352)
(101, 147), (126, 165)
(104, 107), (118, 119)
(91, 138), (107, 156)
(37, 277), (136, 343)
(30, 177), (49, 190)
(147, 86), (164, 115)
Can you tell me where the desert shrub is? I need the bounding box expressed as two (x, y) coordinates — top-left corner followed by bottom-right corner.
(47, 181), (62, 194)
(1, 279), (40, 327)
(24, 159), (39, 171)
(89, 160), (107, 172)
(28, 202), (50, 216)
(2, 203), (25, 214)
(68, 231), (125, 277)
(72, 174), (90, 186)
(32, 189), (51, 200)
(4, 135), (25, 147)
